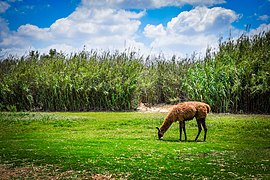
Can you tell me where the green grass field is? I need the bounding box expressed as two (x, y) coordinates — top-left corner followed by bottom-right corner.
(0, 112), (269, 179)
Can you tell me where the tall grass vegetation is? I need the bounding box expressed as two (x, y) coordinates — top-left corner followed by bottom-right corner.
(0, 31), (269, 113)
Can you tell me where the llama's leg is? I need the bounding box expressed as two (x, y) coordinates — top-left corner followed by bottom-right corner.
(183, 121), (187, 141)
(201, 119), (208, 141)
(195, 119), (202, 141)
(179, 121), (183, 141)
(179, 121), (187, 141)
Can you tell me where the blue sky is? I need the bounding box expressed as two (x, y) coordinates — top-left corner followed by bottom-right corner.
(0, 0), (269, 57)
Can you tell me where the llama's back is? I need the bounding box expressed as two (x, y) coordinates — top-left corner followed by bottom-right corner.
(178, 101), (210, 119)
(181, 101), (210, 112)
(171, 103), (197, 121)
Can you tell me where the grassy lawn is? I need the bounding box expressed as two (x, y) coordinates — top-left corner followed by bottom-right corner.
(0, 112), (269, 179)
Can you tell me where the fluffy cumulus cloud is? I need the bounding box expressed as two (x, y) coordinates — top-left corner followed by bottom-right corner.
(18, 24), (52, 40)
(0, 18), (31, 49)
(50, 7), (145, 37)
(0, 3), (146, 55)
(167, 7), (238, 34)
(144, 6), (239, 56)
(249, 23), (270, 35)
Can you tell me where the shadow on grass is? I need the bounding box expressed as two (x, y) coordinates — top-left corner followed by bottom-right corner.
(159, 139), (205, 143)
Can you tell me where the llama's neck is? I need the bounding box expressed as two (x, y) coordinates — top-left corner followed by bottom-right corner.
(160, 117), (173, 133)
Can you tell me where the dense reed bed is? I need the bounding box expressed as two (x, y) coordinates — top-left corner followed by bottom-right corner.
(0, 31), (269, 113)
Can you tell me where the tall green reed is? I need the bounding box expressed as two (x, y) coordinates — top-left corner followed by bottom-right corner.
(0, 31), (269, 113)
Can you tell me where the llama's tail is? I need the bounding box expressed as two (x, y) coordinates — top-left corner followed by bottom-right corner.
(206, 104), (211, 113)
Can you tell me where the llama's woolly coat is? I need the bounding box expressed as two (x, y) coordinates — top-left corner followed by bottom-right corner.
(159, 101), (210, 133)
(178, 101), (211, 119)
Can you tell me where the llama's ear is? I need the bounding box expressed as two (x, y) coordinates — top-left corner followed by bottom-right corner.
(156, 127), (160, 132)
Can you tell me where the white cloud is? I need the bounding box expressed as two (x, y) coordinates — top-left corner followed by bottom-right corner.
(144, 24), (167, 38)
(249, 24), (270, 35)
(38, 43), (76, 55)
(0, 5), (146, 55)
(0, 18), (29, 48)
(0, 1), (10, 13)
(167, 6), (238, 34)
(48, 6), (145, 48)
(18, 24), (52, 40)
(143, 6), (239, 56)
(0, 19), (50, 49)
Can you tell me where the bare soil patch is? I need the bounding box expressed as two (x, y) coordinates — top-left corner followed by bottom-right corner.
(137, 103), (174, 113)
(92, 174), (116, 180)
(0, 164), (117, 180)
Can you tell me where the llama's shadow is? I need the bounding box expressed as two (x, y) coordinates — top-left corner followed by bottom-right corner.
(161, 139), (204, 143)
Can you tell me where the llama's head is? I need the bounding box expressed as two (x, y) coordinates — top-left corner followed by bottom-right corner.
(156, 127), (164, 140)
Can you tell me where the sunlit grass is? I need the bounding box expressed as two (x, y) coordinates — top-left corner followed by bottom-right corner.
(0, 112), (269, 179)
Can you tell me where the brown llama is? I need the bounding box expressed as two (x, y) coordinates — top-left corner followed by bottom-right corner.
(156, 101), (211, 141)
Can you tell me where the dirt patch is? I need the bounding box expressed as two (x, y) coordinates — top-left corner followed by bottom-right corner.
(0, 165), (34, 180)
(92, 174), (115, 180)
(0, 164), (118, 180)
(137, 102), (174, 113)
